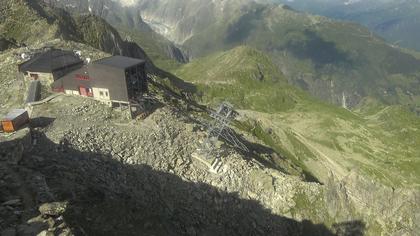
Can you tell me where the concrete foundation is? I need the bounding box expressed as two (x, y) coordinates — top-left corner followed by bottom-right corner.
(191, 152), (224, 174)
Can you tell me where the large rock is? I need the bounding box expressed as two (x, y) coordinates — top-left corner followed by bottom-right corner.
(38, 202), (68, 217)
(1, 199), (21, 207)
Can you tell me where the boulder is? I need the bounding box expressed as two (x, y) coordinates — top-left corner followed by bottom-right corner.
(2, 199), (21, 207)
(38, 202), (68, 216)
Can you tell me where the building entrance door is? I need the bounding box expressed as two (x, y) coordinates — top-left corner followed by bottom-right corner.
(79, 86), (93, 97)
(79, 86), (88, 96)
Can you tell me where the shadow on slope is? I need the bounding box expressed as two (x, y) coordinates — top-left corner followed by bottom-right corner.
(216, 126), (321, 184)
(0, 36), (18, 51)
(121, 41), (197, 95)
(153, 67), (198, 94)
(225, 4), (265, 45)
(383, 49), (420, 74)
(21, 132), (365, 235)
(286, 30), (353, 69)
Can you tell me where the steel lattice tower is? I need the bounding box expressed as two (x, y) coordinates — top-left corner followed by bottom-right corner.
(198, 102), (249, 161)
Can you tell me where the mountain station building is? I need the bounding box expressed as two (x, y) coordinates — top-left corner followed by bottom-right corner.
(52, 55), (148, 107)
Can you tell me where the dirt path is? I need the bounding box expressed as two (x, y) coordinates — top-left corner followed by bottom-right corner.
(285, 123), (397, 185)
(288, 130), (349, 179)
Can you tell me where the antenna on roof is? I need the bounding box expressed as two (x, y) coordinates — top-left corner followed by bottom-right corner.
(74, 50), (82, 58)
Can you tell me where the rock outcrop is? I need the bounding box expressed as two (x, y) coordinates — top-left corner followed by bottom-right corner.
(0, 37), (17, 51)
(0, 0), (152, 67)
(48, 0), (189, 63)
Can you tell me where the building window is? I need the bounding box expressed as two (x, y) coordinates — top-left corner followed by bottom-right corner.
(100, 91), (104, 96)
(30, 74), (39, 80)
(105, 92), (109, 97)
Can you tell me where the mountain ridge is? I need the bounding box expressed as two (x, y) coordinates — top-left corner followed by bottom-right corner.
(131, 0), (420, 113)
(47, 0), (189, 65)
(275, 0), (420, 52)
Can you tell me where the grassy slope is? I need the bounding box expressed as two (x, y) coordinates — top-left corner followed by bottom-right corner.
(182, 3), (420, 110)
(0, 0), (64, 45)
(0, 0), (136, 59)
(174, 46), (420, 189)
(175, 46), (299, 113)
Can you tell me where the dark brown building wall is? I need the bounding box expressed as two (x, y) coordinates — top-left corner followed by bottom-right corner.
(56, 66), (91, 91)
(89, 64), (129, 102)
(51, 57), (147, 103)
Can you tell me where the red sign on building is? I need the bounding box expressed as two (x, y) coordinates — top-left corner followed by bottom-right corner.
(75, 74), (90, 81)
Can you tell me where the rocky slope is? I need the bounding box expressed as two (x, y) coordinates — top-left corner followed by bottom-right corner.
(47, 0), (189, 65)
(135, 0), (252, 44)
(1, 86), (369, 236)
(0, 0), (151, 67)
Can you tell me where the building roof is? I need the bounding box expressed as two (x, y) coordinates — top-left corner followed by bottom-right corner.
(93, 55), (145, 69)
(4, 109), (27, 121)
(18, 48), (83, 73)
